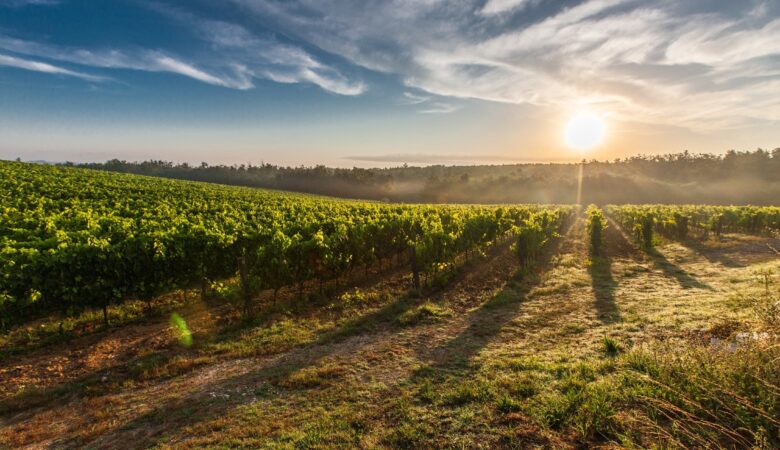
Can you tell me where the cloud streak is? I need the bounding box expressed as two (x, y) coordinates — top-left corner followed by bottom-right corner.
(0, 3), (366, 95)
(418, 102), (459, 114)
(146, 2), (365, 95)
(0, 53), (104, 81)
(0, 34), (254, 89)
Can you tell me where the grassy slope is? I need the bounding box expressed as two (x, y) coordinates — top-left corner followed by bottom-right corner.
(0, 218), (778, 448)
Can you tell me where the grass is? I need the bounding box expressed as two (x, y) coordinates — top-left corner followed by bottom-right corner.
(0, 293), (188, 359)
(601, 335), (621, 356)
(397, 301), (452, 326)
(2, 221), (779, 449)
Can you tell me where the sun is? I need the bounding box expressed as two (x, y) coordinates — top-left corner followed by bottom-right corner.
(564, 111), (606, 151)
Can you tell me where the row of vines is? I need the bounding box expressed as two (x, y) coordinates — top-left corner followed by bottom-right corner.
(606, 204), (780, 249)
(0, 161), (571, 326)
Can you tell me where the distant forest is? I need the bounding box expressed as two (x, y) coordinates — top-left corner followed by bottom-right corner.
(71, 149), (780, 205)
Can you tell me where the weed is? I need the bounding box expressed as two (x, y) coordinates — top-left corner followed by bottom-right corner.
(397, 301), (452, 326)
(602, 335), (620, 356)
(497, 395), (522, 413)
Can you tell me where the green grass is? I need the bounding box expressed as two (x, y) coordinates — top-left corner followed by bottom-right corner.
(2, 220), (779, 449)
(397, 301), (452, 326)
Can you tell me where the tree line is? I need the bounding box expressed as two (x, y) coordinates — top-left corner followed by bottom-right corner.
(67, 149), (780, 205)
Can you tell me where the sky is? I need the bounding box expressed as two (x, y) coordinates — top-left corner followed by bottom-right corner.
(1, 0), (779, 167)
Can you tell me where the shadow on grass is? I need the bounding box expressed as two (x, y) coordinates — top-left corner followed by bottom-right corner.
(0, 259), (422, 418)
(41, 245), (515, 449)
(679, 238), (745, 268)
(588, 255), (620, 323)
(648, 248), (713, 290)
(412, 223), (571, 373)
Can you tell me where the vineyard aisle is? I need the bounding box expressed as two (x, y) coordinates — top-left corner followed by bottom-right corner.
(2, 216), (779, 448)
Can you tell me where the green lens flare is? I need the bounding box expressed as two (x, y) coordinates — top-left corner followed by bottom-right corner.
(170, 313), (193, 347)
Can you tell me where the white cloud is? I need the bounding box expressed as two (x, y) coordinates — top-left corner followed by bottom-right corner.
(402, 91), (430, 104)
(0, 34), (254, 89)
(151, 54), (253, 89)
(418, 102), (459, 114)
(146, 3), (363, 95)
(0, 3), (365, 95)
(0, 53), (104, 81)
(480, 0), (535, 16)
(3, 0), (778, 123)
(231, 0), (780, 129)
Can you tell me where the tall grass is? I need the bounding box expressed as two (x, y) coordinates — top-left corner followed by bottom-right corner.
(622, 340), (780, 448)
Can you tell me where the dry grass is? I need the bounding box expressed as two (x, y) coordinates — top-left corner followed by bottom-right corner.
(1, 220), (779, 449)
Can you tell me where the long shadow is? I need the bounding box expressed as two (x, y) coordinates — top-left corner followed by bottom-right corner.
(588, 255), (619, 323)
(35, 296), (422, 448)
(679, 237), (745, 268)
(411, 222), (572, 374)
(648, 248), (713, 290)
(604, 216), (712, 291)
(586, 220), (633, 324)
(0, 281), (426, 417)
(0, 257), (426, 416)
(41, 244), (517, 448)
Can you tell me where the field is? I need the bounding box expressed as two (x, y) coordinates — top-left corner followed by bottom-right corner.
(1, 162), (779, 449)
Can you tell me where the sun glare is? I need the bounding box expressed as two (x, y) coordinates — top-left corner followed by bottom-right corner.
(564, 111), (606, 151)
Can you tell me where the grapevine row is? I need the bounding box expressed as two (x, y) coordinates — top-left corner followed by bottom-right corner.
(605, 204), (780, 249)
(0, 161), (571, 324)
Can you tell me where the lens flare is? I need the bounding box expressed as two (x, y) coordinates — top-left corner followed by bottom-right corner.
(170, 313), (193, 347)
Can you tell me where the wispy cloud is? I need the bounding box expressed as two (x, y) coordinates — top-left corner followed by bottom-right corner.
(402, 91), (430, 104)
(151, 54), (253, 89)
(480, 0), (536, 16)
(0, 34), (253, 88)
(0, 53), (104, 81)
(233, 0), (780, 129)
(2, 0), (778, 127)
(401, 91), (458, 113)
(146, 2), (365, 95)
(418, 102), (459, 114)
(0, 3), (365, 95)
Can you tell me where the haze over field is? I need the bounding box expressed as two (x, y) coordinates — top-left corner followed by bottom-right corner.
(1, 0), (780, 166)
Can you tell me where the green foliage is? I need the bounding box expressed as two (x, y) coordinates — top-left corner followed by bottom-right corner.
(77, 149), (780, 205)
(585, 205), (607, 256)
(514, 208), (572, 270)
(0, 160), (572, 325)
(606, 204), (780, 246)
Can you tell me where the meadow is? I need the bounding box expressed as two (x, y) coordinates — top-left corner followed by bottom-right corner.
(0, 161), (778, 449)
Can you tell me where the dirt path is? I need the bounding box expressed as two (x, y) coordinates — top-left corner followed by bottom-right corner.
(0, 236), (525, 449)
(1, 217), (778, 449)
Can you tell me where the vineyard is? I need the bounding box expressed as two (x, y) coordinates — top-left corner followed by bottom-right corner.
(0, 161), (571, 327)
(0, 162), (778, 449)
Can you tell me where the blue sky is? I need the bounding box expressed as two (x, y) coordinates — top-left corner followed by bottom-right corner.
(1, 0), (779, 166)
